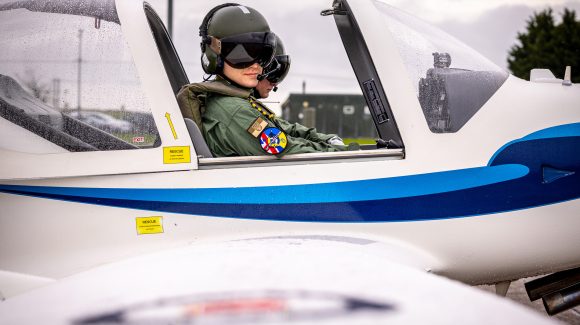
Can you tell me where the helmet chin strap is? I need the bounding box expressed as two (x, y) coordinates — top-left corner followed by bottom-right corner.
(217, 70), (252, 91)
(219, 73), (240, 88)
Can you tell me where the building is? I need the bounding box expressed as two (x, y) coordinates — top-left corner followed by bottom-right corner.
(281, 93), (377, 139)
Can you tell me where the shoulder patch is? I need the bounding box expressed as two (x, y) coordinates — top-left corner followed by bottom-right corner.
(260, 127), (287, 155)
(247, 117), (269, 138)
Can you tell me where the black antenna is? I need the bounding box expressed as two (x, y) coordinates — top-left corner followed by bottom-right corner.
(167, 0), (173, 37)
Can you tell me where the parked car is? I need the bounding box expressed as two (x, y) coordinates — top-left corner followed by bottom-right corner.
(67, 111), (133, 133)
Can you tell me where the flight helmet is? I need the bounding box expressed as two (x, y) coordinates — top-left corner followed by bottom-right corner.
(199, 4), (277, 75)
(259, 35), (291, 84)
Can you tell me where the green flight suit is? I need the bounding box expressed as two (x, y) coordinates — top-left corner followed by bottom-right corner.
(180, 79), (345, 157)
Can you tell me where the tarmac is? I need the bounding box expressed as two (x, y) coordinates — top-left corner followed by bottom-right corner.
(477, 277), (580, 325)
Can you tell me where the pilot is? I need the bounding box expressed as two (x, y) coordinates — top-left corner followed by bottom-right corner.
(253, 35), (290, 99)
(181, 3), (346, 157)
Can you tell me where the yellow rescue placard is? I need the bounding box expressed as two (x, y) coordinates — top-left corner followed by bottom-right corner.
(136, 216), (164, 235)
(163, 146), (191, 164)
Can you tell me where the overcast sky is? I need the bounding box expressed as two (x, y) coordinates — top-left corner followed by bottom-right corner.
(145, 0), (580, 111)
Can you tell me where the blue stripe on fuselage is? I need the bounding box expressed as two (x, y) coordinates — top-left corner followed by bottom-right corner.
(0, 123), (579, 222)
(0, 164), (528, 204)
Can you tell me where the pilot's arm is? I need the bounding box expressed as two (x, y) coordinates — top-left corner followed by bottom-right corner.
(275, 118), (338, 144)
(215, 106), (345, 157)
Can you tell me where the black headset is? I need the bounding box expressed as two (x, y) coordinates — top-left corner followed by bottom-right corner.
(199, 3), (240, 74)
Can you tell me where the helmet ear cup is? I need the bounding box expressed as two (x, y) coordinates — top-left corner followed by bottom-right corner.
(201, 49), (219, 74)
(201, 50), (224, 75)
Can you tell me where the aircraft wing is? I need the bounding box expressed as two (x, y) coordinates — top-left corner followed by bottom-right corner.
(0, 236), (558, 325)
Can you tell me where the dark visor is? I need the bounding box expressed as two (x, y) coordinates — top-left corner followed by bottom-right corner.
(210, 32), (276, 69)
(263, 55), (291, 84)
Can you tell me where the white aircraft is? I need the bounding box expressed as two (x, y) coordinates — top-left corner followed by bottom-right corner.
(0, 0), (578, 323)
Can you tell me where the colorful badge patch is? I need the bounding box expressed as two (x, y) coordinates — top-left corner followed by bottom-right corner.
(260, 127), (287, 155)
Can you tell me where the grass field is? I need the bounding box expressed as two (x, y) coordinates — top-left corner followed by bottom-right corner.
(343, 138), (376, 145)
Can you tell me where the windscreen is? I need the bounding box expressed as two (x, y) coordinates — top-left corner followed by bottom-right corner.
(373, 1), (508, 133)
(0, 0), (160, 152)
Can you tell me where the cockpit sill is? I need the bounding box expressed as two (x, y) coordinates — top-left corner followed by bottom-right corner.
(198, 147), (404, 169)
